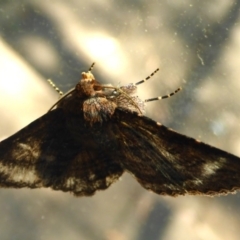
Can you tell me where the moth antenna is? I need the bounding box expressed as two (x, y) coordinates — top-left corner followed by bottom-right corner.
(88, 62), (95, 72)
(135, 68), (159, 86)
(48, 88), (76, 112)
(47, 79), (63, 96)
(145, 87), (182, 103)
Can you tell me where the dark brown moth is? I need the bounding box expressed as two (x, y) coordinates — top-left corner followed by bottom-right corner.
(0, 63), (240, 197)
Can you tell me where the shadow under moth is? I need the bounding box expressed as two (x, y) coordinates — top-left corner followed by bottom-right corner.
(0, 63), (240, 197)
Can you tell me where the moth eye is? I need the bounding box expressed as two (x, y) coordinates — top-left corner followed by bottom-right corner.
(93, 85), (102, 91)
(110, 90), (120, 97)
(107, 90), (119, 99)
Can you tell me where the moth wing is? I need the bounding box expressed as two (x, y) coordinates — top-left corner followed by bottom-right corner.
(0, 109), (123, 196)
(114, 109), (240, 196)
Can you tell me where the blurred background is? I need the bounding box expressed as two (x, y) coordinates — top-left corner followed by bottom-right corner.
(1, 0), (240, 239)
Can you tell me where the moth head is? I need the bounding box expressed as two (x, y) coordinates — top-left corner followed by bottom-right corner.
(81, 71), (95, 81)
(48, 64), (180, 123)
(75, 71), (98, 98)
(48, 64), (144, 116)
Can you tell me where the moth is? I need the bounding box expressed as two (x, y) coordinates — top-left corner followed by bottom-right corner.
(0, 63), (240, 197)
